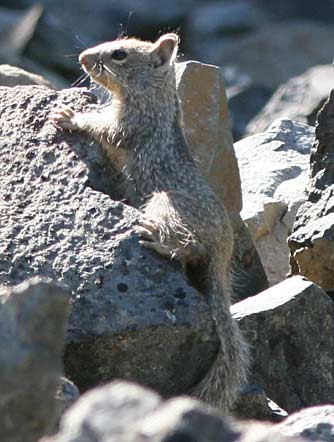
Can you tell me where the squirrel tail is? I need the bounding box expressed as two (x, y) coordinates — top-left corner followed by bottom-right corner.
(191, 261), (250, 413)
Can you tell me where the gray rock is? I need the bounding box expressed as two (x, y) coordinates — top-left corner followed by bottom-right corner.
(228, 83), (273, 140)
(207, 21), (334, 89)
(0, 278), (70, 442)
(0, 63), (53, 87)
(235, 119), (314, 286)
(42, 381), (303, 442)
(288, 91), (334, 293)
(0, 4), (42, 63)
(0, 85), (218, 396)
(55, 378), (80, 428)
(246, 65), (333, 136)
(232, 276), (334, 412)
(273, 405), (334, 442)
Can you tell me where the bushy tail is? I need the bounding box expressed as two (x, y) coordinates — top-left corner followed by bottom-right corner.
(191, 262), (250, 413)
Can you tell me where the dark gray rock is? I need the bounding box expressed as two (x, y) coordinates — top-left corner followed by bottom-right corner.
(232, 276), (334, 413)
(273, 405), (334, 442)
(288, 91), (334, 293)
(233, 385), (288, 422)
(43, 381), (305, 442)
(246, 65), (333, 136)
(228, 84), (273, 140)
(0, 85), (219, 396)
(0, 278), (70, 442)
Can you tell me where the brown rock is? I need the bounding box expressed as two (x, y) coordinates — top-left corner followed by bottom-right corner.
(176, 61), (268, 298)
(288, 90), (334, 292)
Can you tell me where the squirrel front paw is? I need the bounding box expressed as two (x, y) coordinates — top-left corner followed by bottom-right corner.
(50, 106), (79, 131)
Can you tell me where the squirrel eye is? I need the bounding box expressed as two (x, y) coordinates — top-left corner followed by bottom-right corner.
(111, 49), (127, 61)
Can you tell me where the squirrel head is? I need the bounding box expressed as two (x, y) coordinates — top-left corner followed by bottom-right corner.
(79, 33), (179, 96)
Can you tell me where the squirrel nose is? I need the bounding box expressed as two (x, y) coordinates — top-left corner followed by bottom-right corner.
(79, 52), (87, 65)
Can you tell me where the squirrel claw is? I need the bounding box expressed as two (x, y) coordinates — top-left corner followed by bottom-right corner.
(139, 240), (173, 259)
(50, 106), (78, 131)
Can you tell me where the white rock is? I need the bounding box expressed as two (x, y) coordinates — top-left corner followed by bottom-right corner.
(234, 119), (314, 285)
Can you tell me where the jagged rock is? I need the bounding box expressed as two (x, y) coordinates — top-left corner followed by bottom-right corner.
(0, 85), (219, 396)
(42, 381), (304, 442)
(177, 60), (268, 298)
(228, 83), (273, 141)
(233, 385), (288, 422)
(0, 63), (53, 87)
(212, 21), (334, 89)
(0, 278), (70, 442)
(273, 405), (334, 442)
(288, 91), (334, 293)
(246, 65), (333, 136)
(232, 276), (334, 413)
(234, 119), (314, 286)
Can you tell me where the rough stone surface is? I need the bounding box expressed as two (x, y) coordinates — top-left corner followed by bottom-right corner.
(233, 385), (288, 422)
(273, 405), (334, 442)
(177, 60), (268, 298)
(246, 65), (333, 136)
(42, 381), (304, 442)
(0, 278), (70, 442)
(232, 276), (334, 413)
(218, 22), (334, 89)
(0, 63), (53, 87)
(235, 119), (314, 285)
(289, 91), (334, 293)
(0, 85), (219, 396)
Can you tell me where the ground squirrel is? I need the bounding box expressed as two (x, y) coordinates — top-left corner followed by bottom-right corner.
(52, 33), (249, 412)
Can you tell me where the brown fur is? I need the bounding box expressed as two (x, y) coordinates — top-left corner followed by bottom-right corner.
(52, 33), (249, 413)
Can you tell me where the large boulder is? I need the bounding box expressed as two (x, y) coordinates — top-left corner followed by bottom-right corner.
(246, 65), (333, 136)
(0, 278), (70, 442)
(232, 276), (334, 413)
(0, 85), (219, 396)
(234, 119), (314, 285)
(288, 91), (334, 293)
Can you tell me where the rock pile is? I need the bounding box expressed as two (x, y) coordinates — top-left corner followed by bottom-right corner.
(1, 3), (334, 439)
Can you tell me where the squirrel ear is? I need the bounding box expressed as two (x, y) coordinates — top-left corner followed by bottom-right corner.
(151, 33), (179, 69)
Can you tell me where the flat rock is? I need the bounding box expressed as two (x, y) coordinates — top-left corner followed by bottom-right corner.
(273, 405), (334, 442)
(235, 119), (314, 285)
(246, 65), (333, 136)
(177, 60), (268, 298)
(232, 276), (334, 413)
(288, 91), (334, 293)
(0, 85), (219, 396)
(43, 380), (305, 442)
(0, 278), (70, 442)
